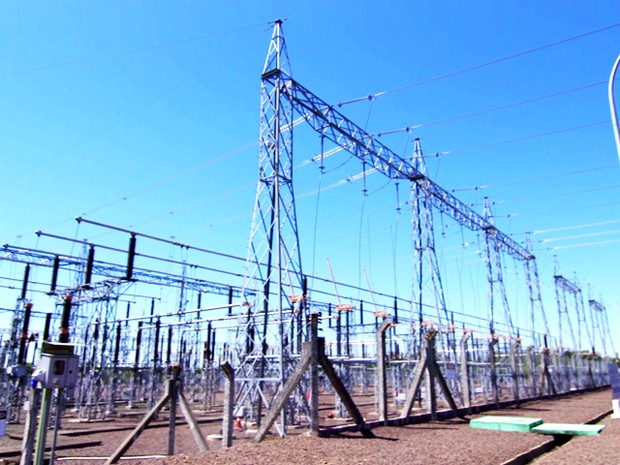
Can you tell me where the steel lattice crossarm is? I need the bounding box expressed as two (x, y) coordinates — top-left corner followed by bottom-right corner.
(1, 244), (251, 299)
(2, 244), (83, 268)
(554, 275), (581, 293)
(588, 299), (605, 313)
(264, 71), (534, 262)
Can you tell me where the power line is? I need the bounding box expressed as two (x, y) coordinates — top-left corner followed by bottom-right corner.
(298, 147), (617, 203)
(501, 183), (620, 204)
(3, 61), (235, 184)
(452, 164), (619, 193)
(83, 140), (257, 216)
(534, 219), (620, 235)
(11, 140), (257, 241)
(124, 181), (256, 231)
(338, 22), (620, 106)
(0, 22), (268, 78)
(437, 120), (610, 157)
(486, 164), (619, 188)
(552, 238), (620, 250)
(527, 200), (620, 217)
(542, 229), (620, 244)
(376, 80), (606, 136)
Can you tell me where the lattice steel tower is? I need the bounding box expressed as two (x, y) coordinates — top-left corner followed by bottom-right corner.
(524, 234), (550, 345)
(239, 19), (306, 431)
(410, 138), (452, 353)
(482, 199), (515, 338)
(553, 265), (584, 351)
(244, 18), (305, 346)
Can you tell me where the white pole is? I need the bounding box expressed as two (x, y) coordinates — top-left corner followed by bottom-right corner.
(609, 53), (620, 163)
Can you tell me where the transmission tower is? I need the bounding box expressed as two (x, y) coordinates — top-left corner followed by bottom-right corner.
(553, 267), (584, 351)
(482, 199), (515, 339)
(588, 298), (615, 357)
(239, 19), (306, 434)
(410, 138), (452, 354)
(524, 234), (550, 345)
(2, 265), (31, 423)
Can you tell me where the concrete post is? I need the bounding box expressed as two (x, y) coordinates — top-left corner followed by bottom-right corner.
(510, 342), (520, 402)
(527, 347), (537, 398)
(571, 353), (579, 389)
(427, 335), (438, 419)
(167, 377), (177, 456)
(221, 362), (235, 448)
(552, 351), (562, 392)
(459, 333), (471, 410)
(376, 318), (391, 424)
(309, 313), (320, 435)
(488, 337), (499, 406)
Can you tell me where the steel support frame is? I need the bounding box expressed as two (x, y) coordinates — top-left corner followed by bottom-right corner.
(410, 139), (452, 354)
(239, 19), (305, 437)
(482, 199), (515, 339)
(268, 72), (534, 262)
(554, 274), (584, 351)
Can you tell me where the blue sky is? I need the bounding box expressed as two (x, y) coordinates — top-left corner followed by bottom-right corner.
(1, 1), (619, 356)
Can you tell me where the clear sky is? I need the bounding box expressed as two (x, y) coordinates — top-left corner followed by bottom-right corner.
(1, 1), (619, 355)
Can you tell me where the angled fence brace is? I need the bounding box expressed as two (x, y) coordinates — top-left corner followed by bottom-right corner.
(255, 314), (374, 441)
(254, 313), (319, 441)
(317, 338), (375, 437)
(254, 341), (314, 441)
(105, 365), (208, 465)
(400, 329), (461, 421)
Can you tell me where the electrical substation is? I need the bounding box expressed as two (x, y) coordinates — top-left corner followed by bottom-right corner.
(0, 20), (616, 464)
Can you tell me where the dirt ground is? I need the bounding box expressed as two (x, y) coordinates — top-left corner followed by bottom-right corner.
(1, 389), (616, 465)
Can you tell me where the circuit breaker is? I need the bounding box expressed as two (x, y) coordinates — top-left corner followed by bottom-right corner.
(33, 342), (79, 389)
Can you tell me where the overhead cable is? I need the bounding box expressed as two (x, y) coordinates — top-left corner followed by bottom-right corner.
(0, 22), (268, 78)
(436, 120), (610, 157)
(376, 80), (606, 136)
(337, 22), (620, 107)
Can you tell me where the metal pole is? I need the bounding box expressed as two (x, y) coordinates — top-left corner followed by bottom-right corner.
(221, 362), (235, 448)
(21, 388), (42, 465)
(609, 53), (620, 162)
(49, 389), (63, 465)
(33, 388), (53, 465)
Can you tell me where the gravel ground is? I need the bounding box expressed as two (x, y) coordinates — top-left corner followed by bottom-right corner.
(532, 410), (620, 465)
(1, 389), (615, 465)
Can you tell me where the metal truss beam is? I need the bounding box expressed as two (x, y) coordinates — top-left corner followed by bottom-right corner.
(554, 275), (581, 294)
(263, 72), (533, 262)
(554, 274), (585, 351)
(1, 245), (250, 299)
(482, 199), (515, 337)
(588, 299), (614, 356)
(410, 138), (452, 352)
(524, 235), (550, 344)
